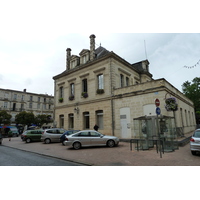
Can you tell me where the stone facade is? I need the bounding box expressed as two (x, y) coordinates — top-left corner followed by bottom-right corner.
(53, 34), (196, 138)
(0, 88), (54, 125)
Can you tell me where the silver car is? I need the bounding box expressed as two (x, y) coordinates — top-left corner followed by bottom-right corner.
(190, 129), (200, 155)
(64, 130), (119, 150)
(41, 128), (66, 144)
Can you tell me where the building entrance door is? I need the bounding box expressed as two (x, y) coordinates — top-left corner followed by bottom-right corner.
(120, 107), (131, 138)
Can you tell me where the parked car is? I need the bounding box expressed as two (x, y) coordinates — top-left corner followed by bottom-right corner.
(4, 126), (19, 137)
(190, 129), (200, 155)
(0, 133), (3, 145)
(23, 129), (44, 143)
(64, 130), (119, 150)
(60, 130), (80, 145)
(41, 128), (66, 144)
(21, 131), (28, 140)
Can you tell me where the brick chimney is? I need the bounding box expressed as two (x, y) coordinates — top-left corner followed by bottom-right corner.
(66, 48), (71, 70)
(90, 34), (96, 61)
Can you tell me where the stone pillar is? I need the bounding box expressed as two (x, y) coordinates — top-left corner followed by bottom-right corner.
(90, 34), (96, 61)
(66, 48), (71, 70)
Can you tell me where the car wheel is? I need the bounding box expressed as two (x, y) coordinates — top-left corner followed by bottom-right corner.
(73, 142), (81, 150)
(191, 151), (196, 155)
(44, 138), (51, 144)
(26, 138), (31, 143)
(107, 140), (115, 147)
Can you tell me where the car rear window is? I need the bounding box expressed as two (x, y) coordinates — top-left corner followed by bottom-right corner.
(194, 131), (200, 138)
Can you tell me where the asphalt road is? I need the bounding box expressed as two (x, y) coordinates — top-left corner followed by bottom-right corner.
(0, 145), (83, 166)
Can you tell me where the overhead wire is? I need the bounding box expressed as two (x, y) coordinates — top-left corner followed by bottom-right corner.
(184, 59), (200, 69)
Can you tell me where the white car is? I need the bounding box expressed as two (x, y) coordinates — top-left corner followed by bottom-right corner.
(64, 130), (119, 150)
(190, 129), (200, 155)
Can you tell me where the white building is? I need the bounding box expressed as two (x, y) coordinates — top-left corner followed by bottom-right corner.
(0, 88), (54, 124)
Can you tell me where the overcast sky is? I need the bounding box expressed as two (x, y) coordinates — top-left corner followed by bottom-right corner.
(0, 1), (199, 96)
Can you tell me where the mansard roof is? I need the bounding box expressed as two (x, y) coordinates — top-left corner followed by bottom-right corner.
(131, 60), (149, 72)
(95, 46), (110, 58)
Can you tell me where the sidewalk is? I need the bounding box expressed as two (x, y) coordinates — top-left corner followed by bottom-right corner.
(1, 132), (197, 166)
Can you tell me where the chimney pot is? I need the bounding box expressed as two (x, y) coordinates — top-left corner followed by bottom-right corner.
(89, 34), (96, 61)
(66, 48), (71, 70)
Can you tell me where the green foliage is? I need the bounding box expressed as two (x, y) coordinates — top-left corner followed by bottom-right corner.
(15, 111), (35, 126)
(182, 77), (200, 113)
(14, 111), (53, 127)
(35, 114), (53, 127)
(0, 110), (12, 125)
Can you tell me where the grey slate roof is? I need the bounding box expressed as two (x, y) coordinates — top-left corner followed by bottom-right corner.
(95, 46), (110, 59)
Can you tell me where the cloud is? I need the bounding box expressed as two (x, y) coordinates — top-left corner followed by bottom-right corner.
(0, 74), (3, 81)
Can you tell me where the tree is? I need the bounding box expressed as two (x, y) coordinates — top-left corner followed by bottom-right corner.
(15, 111), (35, 127)
(35, 114), (53, 127)
(182, 77), (200, 124)
(182, 77), (200, 112)
(0, 110), (12, 125)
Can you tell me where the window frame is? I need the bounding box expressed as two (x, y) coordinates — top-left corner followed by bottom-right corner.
(97, 74), (104, 90)
(59, 86), (64, 98)
(82, 79), (88, 93)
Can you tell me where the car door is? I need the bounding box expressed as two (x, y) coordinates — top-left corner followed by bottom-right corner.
(30, 130), (38, 141)
(55, 129), (66, 142)
(35, 130), (42, 141)
(46, 129), (57, 142)
(89, 131), (103, 146)
(77, 131), (90, 146)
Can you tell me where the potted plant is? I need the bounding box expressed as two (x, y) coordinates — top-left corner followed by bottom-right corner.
(59, 98), (63, 103)
(69, 95), (74, 101)
(82, 92), (88, 98)
(96, 89), (105, 94)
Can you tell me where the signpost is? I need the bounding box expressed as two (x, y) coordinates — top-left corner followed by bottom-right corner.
(155, 98), (160, 107)
(156, 107), (161, 115)
(155, 98), (162, 158)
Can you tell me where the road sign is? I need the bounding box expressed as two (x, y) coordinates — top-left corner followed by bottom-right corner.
(155, 98), (160, 107)
(156, 107), (161, 115)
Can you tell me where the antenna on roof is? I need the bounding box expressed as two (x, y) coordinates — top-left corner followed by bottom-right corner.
(95, 43), (101, 47)
(144, 40), (148, 60)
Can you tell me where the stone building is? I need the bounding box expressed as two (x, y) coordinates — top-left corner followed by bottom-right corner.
(53, 34), (196, 138)
(0, 88), (54, 126)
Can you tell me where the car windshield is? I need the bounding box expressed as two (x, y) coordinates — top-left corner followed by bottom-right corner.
(194, 131), (200, 138)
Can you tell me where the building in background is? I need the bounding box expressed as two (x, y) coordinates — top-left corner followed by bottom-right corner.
(0, 88), (54, 126)
(53, 34), (196, 138)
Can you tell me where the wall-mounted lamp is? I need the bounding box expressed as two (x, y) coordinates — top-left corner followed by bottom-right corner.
(74, 107), (79, 114)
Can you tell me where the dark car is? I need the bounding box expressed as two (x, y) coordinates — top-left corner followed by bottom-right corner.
(0, 133), (3, 145)
(23, 129), (44, 143)
(60, 130), (80, 145)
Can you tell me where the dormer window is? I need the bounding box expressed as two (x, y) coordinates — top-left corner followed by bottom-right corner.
(83, 55), (86, 64)
(70, 55), (80, 69)
(71, 60), (76, 68)
(79, 49), (90, 65)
